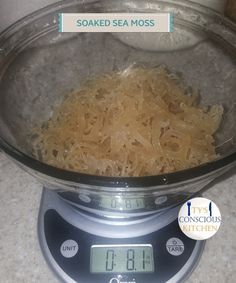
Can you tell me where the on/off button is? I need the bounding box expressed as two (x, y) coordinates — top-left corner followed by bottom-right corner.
(60, 239), (79, 258)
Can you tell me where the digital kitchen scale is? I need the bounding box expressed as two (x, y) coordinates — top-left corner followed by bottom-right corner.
(38, 188), (205, 283)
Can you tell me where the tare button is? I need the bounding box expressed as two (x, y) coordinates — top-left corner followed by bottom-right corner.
(60, 239), (79, 258)
(166, 237), (185, 256)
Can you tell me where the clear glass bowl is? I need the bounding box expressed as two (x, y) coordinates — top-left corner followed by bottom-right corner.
(0, 0), (236, 215)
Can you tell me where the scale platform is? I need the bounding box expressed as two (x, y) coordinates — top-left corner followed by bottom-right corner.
(38, 188), (205, 283)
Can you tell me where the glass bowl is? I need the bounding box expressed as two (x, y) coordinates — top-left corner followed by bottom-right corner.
(0, 0), (236, 216)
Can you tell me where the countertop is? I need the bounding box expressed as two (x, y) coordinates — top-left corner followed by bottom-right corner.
(0, 153), (236, 283)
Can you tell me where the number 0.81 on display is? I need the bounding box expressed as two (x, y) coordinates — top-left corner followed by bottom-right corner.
(90, 245), (154, 273)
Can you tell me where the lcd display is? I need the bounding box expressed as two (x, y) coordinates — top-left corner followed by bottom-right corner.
(99, 197), (145, 210)
(90, 244), (154, 273)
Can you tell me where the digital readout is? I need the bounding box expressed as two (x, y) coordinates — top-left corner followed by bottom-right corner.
(90, 245), (154, 273)
(99, 197), (145, 210)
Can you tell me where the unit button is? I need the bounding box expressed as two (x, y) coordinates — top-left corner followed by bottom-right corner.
(166, 237), (184, 256)
(60, 240), (79, 258)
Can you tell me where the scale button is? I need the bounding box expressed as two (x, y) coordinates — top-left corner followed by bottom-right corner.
(155, 196), (168, 205)
(78, 194), (91, 203)
(60, 240), (79, 258)
(166, 237), (185, 256)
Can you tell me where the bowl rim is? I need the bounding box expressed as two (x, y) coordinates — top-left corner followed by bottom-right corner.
(0, 0), (236, 188)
